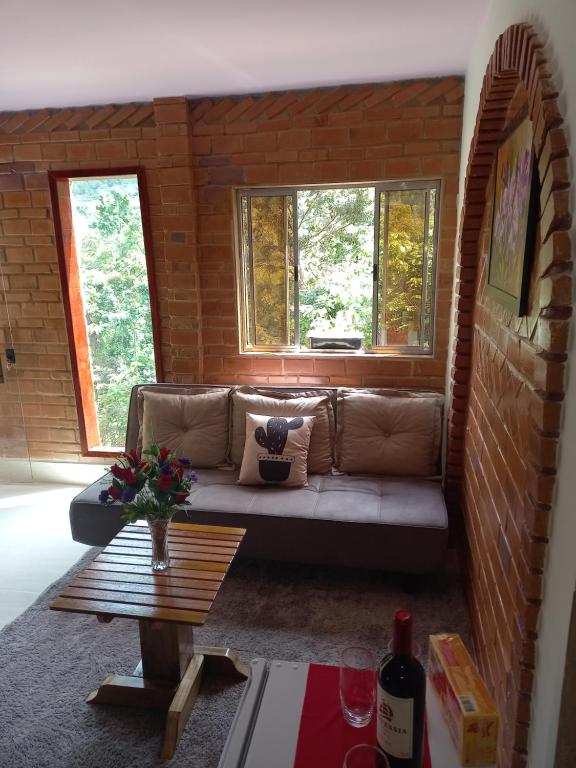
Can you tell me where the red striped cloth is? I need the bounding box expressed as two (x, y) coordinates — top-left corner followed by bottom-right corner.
(293, 663), (431, 768)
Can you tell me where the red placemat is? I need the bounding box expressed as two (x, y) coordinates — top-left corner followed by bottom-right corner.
(293, 664), (431, 768)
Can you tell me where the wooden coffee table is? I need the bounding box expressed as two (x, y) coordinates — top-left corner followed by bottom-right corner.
(51, 520), (248, 760)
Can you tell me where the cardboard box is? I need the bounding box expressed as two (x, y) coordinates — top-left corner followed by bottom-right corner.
(428, 634), (498, 767)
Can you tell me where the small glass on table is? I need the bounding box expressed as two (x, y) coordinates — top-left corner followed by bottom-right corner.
(339, 647), (376, 728)
(343, 744), (390, 768)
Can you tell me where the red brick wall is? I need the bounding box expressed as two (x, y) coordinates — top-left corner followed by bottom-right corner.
(447, 25), (572, 768)
(191, 80), (463, 389)
(0, 98), (202, 460)
(0, 78), (463, 461)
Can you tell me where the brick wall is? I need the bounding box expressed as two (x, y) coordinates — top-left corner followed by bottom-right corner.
(447, 25), (572, 768)
(0, 78), (463, 461)
(0, 98), (203, 460)
(191, 80), (463, 389)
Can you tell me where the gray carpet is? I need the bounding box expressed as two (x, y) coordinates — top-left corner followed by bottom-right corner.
(0, 552), (468, 768)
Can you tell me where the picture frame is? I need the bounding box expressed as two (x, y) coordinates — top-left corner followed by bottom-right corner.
(487, 116), (538, 316)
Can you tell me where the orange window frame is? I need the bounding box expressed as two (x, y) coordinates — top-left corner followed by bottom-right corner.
(49, 167), (163, 458)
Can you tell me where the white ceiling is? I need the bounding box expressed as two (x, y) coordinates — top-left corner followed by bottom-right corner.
(1, 0), (488, 111)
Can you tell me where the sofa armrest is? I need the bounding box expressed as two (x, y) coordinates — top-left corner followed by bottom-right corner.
(69, 471), (126, 546)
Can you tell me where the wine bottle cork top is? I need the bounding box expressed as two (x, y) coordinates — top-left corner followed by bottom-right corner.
(393, 608), (413, 654)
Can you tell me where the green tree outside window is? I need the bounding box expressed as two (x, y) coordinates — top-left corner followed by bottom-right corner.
(70, 177), (156, 448)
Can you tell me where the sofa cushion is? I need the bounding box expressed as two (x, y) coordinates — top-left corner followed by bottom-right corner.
(136, 384), (230, 452)
(336, 389), (443, 476)
(69, 468), (448, 573)
(140, 389), (229, 467)
(230, 387), (334, 474)
(239, 413), (315, 487)
(185, 470), (447, 527)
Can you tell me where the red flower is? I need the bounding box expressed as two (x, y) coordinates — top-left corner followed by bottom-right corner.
(108, 484), (122, 500)
(159, 447), (171, 464)
(127, 449), (140, 467)
(158, 473), (173, 492)
(124, 469), (137, 485)
(110, 464), (127, 480)
(171, 462), (184, 481)
(175, 493), (188, 504)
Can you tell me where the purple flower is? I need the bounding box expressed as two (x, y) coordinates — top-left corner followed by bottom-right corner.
(98, 489), (109, 504)
(189, 472), (198, 483)
(122, 487), (137, 503)
(161, 463), (172, 475)
(179, 457), (191, 467)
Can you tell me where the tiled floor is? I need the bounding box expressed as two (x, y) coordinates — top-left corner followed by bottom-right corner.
(0, 483), (90, 630)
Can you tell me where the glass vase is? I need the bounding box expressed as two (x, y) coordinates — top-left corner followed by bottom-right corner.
(147, 518), (171, 572)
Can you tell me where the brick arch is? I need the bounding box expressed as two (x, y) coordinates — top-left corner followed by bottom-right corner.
(447, 23), (572, 767)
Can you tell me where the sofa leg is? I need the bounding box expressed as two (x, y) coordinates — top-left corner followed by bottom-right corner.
(401, 574), (424, 593)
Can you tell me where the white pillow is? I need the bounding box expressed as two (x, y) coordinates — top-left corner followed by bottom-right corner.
(238, 412), (315, 487)
(231, 389), (333, 473)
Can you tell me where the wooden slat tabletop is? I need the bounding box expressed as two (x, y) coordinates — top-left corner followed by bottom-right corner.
(51, 521), (246, 625)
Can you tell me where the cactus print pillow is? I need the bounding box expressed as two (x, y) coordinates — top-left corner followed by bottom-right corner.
(230, 390), (333, 474)
(238, 413), (316, 486)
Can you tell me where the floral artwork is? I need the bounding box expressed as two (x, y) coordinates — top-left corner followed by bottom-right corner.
(488, 117), (536, 315)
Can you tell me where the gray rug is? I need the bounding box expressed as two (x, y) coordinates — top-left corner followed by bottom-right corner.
(0, 552), (468, 768)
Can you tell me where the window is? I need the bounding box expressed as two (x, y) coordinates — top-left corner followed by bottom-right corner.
(237, 180), (439, 354)
(50, 170), (161, 456)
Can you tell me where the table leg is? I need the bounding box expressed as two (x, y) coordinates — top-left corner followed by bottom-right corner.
(87, 620), (193, 707)
(87, 620), (249, 760)
(161, 653), (205, 760)
(139, 620), (194, 682)
(160, 647), (250, 760)
(86, 673), (175, 708)
(194, 645), (250, 678)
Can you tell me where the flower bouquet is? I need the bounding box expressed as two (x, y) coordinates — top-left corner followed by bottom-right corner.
(99, 444), (197, 571)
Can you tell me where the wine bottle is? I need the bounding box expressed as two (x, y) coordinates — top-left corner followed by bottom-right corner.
(377, 608), (426, 768)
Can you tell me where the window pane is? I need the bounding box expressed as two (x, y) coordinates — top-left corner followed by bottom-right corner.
(69, 176), (156, 449)
(241, 195), (253, 345)
(247, 195), (294, 347)
(377, 188), (432, 348)
(298, 187), (374, 350)
(423, 188), (437, 347)
(238, 182), (437, 355)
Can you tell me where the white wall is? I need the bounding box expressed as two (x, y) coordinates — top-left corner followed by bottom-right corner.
(458, 1), (576, 765)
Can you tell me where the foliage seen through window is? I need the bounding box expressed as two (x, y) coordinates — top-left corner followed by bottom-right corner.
(238, 181), (439, 353)
(70, 176), (156, 449)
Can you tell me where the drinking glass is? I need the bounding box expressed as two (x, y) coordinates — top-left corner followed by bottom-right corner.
(343, 744), (390, 768)
(339, 647), (376, 727)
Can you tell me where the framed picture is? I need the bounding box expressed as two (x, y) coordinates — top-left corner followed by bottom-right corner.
(487, 116), (538, 315)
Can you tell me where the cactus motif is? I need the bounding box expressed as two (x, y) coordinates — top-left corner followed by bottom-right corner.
(255, 416), (304, 455)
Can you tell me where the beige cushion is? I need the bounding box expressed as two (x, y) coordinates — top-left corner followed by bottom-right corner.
(230, 387), (334, 473)
(238, 413), (315, 486)
(141, 389), (229, 468)
(336, 389), (443, 476)
(136, 385), (230, 452)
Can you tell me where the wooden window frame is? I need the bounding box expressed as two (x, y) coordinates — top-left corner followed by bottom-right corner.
(49, 167), (163, 458)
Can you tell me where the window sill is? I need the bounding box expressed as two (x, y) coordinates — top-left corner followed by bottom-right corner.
(239, 349), (435, 359)
(82, 447), (123, 459)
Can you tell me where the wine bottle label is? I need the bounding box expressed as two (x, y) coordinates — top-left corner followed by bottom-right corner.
(377, 686), (414, 759)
